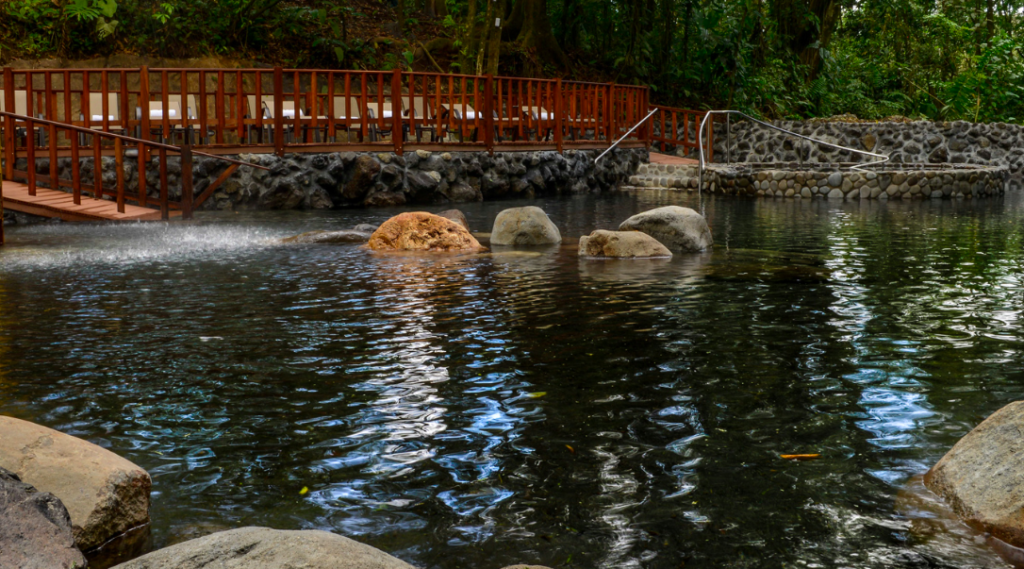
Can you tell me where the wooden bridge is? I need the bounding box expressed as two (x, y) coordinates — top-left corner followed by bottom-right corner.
(0, 66), (712, 244)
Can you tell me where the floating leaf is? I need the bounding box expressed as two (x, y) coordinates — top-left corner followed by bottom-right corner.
(526, 391), (547, 399)
(299, 486), (309, 495)
(780, 454), (820, 461)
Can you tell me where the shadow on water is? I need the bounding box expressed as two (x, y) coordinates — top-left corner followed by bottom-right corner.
(3, 192), (1024, 568)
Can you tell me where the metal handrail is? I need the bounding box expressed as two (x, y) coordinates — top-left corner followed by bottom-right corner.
(696, 110), (889, 196)
(595, 108), (659, 164)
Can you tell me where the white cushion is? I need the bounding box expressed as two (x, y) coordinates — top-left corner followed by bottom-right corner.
(149, 109), (177, 119)
(90, 115), (116, 121)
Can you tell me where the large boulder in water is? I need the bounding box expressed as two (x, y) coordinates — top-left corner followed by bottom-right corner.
(282, 230), (372, 244)
(0, 416), (151, 552)
(924, 401), (1024, 548)
(112, 526), (416, 569)
(618, 206), (712, 253)
(0, 467), (87, 569)
(368, 212), (484, 252)
(579, 230), (672, 258)
(491, 206), (561, 245)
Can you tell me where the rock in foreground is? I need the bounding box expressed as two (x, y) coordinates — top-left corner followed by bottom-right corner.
(0, 467), (87, 569)
(0, 415), (151, 552)
(491, 206), (561, 245)
(618, 206), (712, 253)
(924, 401), (1024, 547)
(579, 230), (672, 258)
(368, 212), (484, 252)
(282, 230), (372, 244)
(112, 527), (416, 569)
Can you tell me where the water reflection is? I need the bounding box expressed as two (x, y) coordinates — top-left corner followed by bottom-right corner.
(2, 193), (1024, 568)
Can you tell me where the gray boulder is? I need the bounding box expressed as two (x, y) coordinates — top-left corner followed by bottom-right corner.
(618, 206), (712, 253)
(579, 230), (672, 258)
(112, 526), (416, 569)
(0, 415), (151, 552)
(344, 155), (381, 201)
(0, 467), (87, 569)
(281, 230), (372, 244)
(491, 206), (561, 245)
(437, 209), (470, 231)
(925, 401), (1024, 548)
(352, 224), (379, 233)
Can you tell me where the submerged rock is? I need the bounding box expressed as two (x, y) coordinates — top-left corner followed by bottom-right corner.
(491, 206), (562, 245)
(0, 467), (87, 569)
(578, 230), (672, 258)
(368, 212), (484, 252)
(282, 230), (372, 244)
(0, 416), (151, 552)
(352, 223), (379, 233)
(111, 526), (416, 569)
(618, 206), (712, 253)
(437, 209), (471, 231)
(925, 401), (1024, 548)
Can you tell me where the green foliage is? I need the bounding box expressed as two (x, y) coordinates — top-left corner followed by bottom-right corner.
(3, 0), (1024, 125)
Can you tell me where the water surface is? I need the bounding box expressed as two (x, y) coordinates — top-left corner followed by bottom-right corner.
(2, 192), (1024, 569)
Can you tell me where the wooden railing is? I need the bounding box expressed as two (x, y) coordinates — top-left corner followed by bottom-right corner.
(1, 110), (268, 220)
(1, 67), (653, 156)
(650, 105), (713, 162)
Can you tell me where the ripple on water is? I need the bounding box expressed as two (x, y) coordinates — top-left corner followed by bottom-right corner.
(3, 194), (1024, 569)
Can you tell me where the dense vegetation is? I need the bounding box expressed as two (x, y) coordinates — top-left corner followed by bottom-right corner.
(1, 0), (1023, 123)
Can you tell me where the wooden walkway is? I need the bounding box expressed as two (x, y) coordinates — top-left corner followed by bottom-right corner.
(649, 152), (699, 165)
(2, 180), (176, 222)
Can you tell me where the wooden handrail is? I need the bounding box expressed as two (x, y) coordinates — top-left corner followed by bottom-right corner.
(0, 109), (267, 221)
(1, 67), (654, 153)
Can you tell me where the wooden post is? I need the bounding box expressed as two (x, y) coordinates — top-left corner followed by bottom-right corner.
(181, 138), (193, 220)
(71, 133), (81, 205)
(554, 78), (564, 153)
(391, 68), (403, 156)
(26, 120), (35, 195)
(48, 123), (57, 192)
(159, 147), (168, 220)
(602, 82), (610, 145)
(3, 68), (15, 181)
(484, 75), (495, 155)
(273, 67), (284, 156)
(140, 66), (151, 156)
(115, 138), (125, 213)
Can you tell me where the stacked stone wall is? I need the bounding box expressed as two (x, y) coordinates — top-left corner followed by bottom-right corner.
(8, 148), (646, 211)
(665, 120), (1024, 175)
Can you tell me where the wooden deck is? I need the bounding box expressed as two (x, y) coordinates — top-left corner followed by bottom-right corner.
(2, 180), (176, 222)
(649, 152), (699, 165)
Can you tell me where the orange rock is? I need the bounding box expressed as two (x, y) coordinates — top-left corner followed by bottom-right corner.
(368, 212), (485, 252)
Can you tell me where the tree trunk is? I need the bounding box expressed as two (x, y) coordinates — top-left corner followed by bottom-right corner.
(514, 0), (570, 73)
(485, 0), (507, 75)
(658, 0), (675, 82)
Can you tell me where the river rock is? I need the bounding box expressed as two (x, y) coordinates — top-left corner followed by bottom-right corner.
(368, 212), (484, 252)
(0, 415), (151, 552)
(282, 230), (372, 244)
(490, 206), (562, 245)
(578, 230), (672, 258)
(437, 209), (470, 231)
(352, 224), (379, 233)
(924, 401), (1024, 547)
(0, 467), (87, 569)
(618, 206), (713, 253)
(501, 566), (554, 569)
(112, 527), (415, 569)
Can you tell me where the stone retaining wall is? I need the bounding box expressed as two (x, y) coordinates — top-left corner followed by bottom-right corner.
(668, 120), (1024, 175)
(9, 147), (646, 211)
(626, 162), (1009, 200)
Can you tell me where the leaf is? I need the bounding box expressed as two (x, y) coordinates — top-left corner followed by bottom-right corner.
(299, 486), (309, 495)
(780, 454), (820, 461)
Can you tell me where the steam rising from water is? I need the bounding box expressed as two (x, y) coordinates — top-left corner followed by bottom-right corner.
(0, 222), (283, 270)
